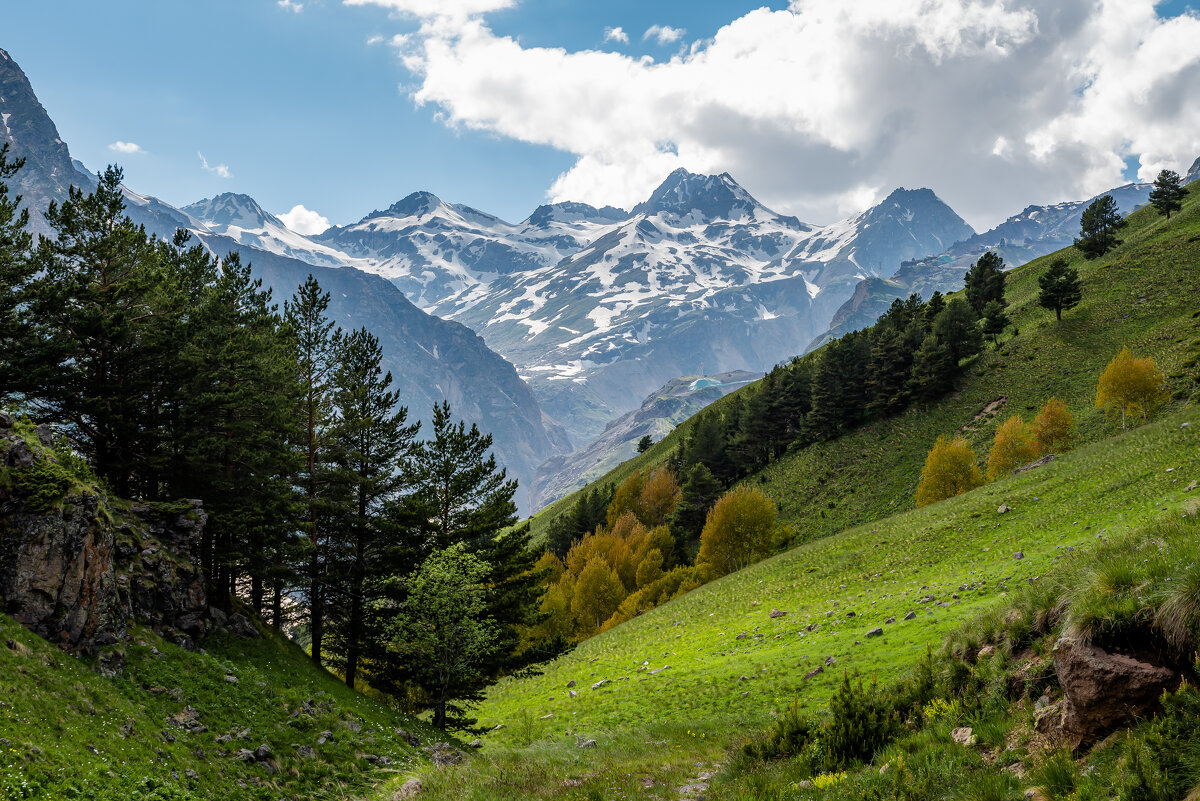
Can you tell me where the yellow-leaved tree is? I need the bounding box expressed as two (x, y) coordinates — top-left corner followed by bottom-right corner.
(986, 415), (1038, 481)
(571, 557), (625, 635)
(1096, 347), (1165, 430)
(1031, 397), (1075, 455)
(695, 486), (778, 579)
(915, 435), (984, 507)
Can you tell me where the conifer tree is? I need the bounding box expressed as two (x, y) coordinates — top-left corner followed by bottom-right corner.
(964, 251), (1006, 315)
(1149, 169), (1186, 219)
(636, 434), (653, 453)
(1037, 258), (1082, 321)
(922, 290), (946, 332)
(668, 463), (722, 557)
(284, 276), (343, 661)
(981, 300), (1009, 346)
(19, 166), (161, 494)
(933, 298), (983, 364)
(325, 327), (418, 689)
(866, 326), (918, 416)
(808, 332), (870, 438)
(0, 144), (33, 398)
(908, 333), (956, 402)
(1075, 195), (1126, 258)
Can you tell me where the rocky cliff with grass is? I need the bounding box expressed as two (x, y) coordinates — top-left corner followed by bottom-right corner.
(0, 411), (216, 658)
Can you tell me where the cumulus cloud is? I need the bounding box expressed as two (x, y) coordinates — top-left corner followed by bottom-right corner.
(389, 0), (1200, 228)
(604, 26), (630, 45)
(643, 24), (686, 45)
(108, 141), (144, 155)
(198, 152), (233, 180)
(278, 0), (303, 12)
(278, 204), (331, 235)
(343, 0), (514, 22)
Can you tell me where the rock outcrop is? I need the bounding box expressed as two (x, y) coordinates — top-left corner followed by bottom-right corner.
(1037, 636), (1182, 748)
(0, 412), (208, 655)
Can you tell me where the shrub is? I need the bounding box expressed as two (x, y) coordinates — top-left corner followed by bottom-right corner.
(915, 435), (984, 507)
(1032, 397), (1075, 455)
(986, 416), (1038, 481)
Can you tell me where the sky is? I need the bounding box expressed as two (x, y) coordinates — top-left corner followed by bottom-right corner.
(4, 0), (1199, 234)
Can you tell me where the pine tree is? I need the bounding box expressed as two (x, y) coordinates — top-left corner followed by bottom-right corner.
(667, 463), (722, 558)
(981, 300), (1009, 346)
(922, 290), (946, 332)
(1037, 258), (1082, 321)
(1149, 169), (1186, 219)
(1075, 195), (1127, 258)
(284, 276), (343, 662)
(0, 144), (34, 399)
(933, 298), (983, 364)
(866, 325), (918, 416)
(19, 166), (162, 494)
(636, 434), (653, 453)
(908, 333), (956, 402)
(964, 251), (1006, 315)
(682, 411), (733, 485)
(808, 332), (870, 439)
(325, 327), (418, 689)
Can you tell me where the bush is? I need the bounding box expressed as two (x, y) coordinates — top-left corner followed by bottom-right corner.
(915, 435), (984, 507)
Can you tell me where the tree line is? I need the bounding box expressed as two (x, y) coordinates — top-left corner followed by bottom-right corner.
(0, 151), (556, 730)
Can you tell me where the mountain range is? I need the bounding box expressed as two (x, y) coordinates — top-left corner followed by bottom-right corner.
(4, 44), (1194, 512)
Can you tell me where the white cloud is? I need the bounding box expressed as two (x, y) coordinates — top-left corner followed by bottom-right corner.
(367, 34), (386, 45)
(643, 24), (686, 45)
(278, 0), (304, 12)
(387, 0), (1200, 229)
(604, 26), (630, 45)
(108, 141), (144, 155)
(278, 204), (331, 235)
(343, 0), (514, 23)
(198, 152), (233, 180)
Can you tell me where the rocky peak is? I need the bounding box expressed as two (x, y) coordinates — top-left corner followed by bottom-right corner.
(632, 168), (769, 221)
(525, 201), (627, 228)
(376, 190), (445, 220)
(1186, 155), (1200, 185)
(183, 192), (282, 231)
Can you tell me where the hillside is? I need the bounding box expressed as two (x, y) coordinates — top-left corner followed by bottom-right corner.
(428, 186), (1200, 800)
(532, 176), (1200, 546)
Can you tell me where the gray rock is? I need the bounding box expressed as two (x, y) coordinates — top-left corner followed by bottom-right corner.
(577, 738), (597, 748)
(591, 679), (609, 690)
(297, 745), (315, 758)
(393, 778), (422, 799)
(228, 613), (259, 639)
(1013, 551), (1025, 560)
(904, 611), (917, 620)
(866, 627), (884, 638)
(951, 727), (976, 747)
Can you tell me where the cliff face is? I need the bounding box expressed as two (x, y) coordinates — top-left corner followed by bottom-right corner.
(0, 412), (210, 656)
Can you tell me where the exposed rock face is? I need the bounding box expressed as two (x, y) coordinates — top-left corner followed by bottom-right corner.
(0, 415), (208, 654)
(1046, 636), (1181, 748)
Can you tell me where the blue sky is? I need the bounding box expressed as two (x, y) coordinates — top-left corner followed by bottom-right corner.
(3, 0), (785, 226)
(4, 1), (1199, 231)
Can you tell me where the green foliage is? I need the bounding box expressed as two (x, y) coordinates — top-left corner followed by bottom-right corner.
(1038, 258), (1083, 321)
(14, 458), (76, 513)
(981, 300), (1010, 346)
(1148, 168), (1186, 220)
(636, 434), (653, 453)
(1075, 194), (1127, 258)
(820, 673), (899, 769)
(964, 251), (1006, 316)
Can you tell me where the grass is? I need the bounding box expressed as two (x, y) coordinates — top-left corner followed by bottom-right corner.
(479, 406), (1200, 752)
(532, 184), (1200, 547)
(0, 615), (440, 800)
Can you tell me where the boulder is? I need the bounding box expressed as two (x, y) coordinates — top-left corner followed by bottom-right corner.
(769, 609), (787, 619)
(866, 627), (884, 638)
(1048, 637), (1180, 747)
(1014, 454), (1055, 474)
(229, 613), (260, 639)
(951, 727), (977, 747)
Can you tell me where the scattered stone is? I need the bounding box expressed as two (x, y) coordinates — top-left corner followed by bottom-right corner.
(566, 679), (576, 688)
(4, 639), (30, 657)
(997, 504), (1013, 514)
(804, 666), (824, 679)
(394, 728), (419, 747)
(343, 719), (362, 734)
(425, 742), (463, 766)
(254, 744), (272, 761)
(1014, 454), (1055, 474)
(569, 690), (578, 699)
(1013, 552), (1025, 560)
(769, 609), (787, 619)
(797, 780), (813, 789)
(393, 778), (422, 799)
(98, 650), (125, 678)
(904, 611), (917, 621)
(577, 738), (597, 749)
(739, 675), (749, 682)
(1186, 480), (1198, 492)
(469, 739), (483, 749)
(224, 674), (238, 684)
(228, 613), (260, 639)
(866, 627), (884, 638)
(978, 645), (997, 659)
(951, 727), (977, 747)
(824, 655), (836, 666)
(297, 745), (315, 759)
(234, 749), (256, 763)
(885, 616), (895, 624)
(316, 730), (333, 745)
(591, 679), (609, 690)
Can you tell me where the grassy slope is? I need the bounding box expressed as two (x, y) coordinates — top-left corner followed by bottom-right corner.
(446, 192), (1200, 799)
(531, 187), (1200, 545)
(0, 616), (439, 800)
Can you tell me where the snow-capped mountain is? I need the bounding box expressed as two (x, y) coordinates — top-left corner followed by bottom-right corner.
(314, 193), (625, 309)
(811, 182), (1156, 350)
(182, 193), (360, 270)
(184, 170), (973, 444)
